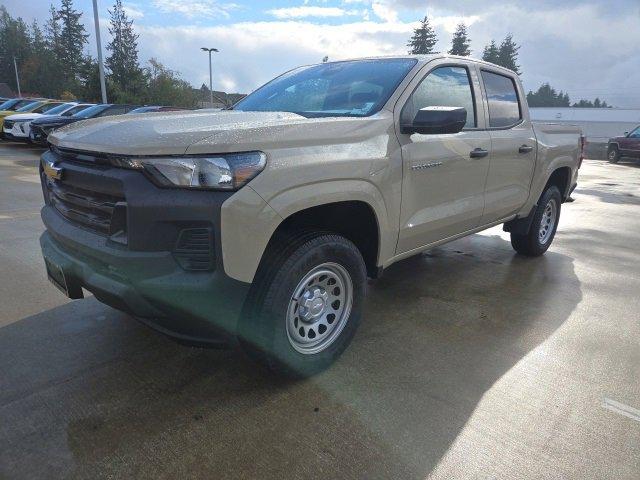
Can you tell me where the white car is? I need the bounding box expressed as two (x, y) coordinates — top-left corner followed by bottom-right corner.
(3, 102), (94, 142)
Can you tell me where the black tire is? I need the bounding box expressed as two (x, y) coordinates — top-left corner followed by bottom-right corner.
(511, 185), (562, 257)
(608, 145), (620, 163)
(238, 230), (367, 378)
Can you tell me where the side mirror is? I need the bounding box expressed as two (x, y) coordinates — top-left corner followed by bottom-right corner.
(624, 132), (629, 137)
(402, 106), (467, 135)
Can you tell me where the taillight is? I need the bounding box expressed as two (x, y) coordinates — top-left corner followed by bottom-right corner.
(578, 135), (586, 169)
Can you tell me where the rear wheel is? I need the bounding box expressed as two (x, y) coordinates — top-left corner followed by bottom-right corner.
(239, 231), (366, 377)
(511, 185), (562, 257)
(608, 145), (620, 163)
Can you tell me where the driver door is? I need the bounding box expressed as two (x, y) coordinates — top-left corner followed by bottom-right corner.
(396, 62), (491, 253)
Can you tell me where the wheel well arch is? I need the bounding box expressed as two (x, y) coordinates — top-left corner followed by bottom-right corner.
(267, 201), (381, 278)
(545, 167), (572, 200)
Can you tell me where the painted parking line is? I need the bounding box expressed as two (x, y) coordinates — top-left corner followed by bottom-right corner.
(602, 398), (640, 423)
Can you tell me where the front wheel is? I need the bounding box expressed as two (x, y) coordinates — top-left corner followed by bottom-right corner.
(511, 185), (562, 257)
(608, 146), (620, 163)
(239, 231), (366, 377)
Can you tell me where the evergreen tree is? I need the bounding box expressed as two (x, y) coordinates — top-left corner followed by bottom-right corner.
(106, 0), (145, 99)
(44, 4), (66, 97)
(79, 56), (103, 101)
(448, 23), (471, 56)
(58, 0), (88, 93)
(526, 83), (570, 107)
(407, 16), (437, 54)
(45, 4), (62, 60)
(482, 40), (499, 64)
(0, 6), (32, 92)
(497, 34), (520, 74)
(20, 20), (52, 96)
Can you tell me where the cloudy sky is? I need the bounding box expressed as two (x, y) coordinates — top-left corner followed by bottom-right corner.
(8, 0), (640, 107)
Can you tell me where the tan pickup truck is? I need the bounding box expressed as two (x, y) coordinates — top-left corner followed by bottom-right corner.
(39, 55), (582, 376)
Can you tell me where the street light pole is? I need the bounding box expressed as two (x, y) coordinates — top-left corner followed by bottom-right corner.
(92, 0), (108, 103)
(201, 47), (219, 107)
(13, 56), (21, 97)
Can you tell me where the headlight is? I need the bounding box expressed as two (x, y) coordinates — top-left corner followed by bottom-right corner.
(117, 151), (266, 190)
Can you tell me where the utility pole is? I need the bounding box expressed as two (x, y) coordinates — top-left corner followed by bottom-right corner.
(92, 0), (108, 103)
(201, 47), (219, 107)
(13, 56), (21, 97)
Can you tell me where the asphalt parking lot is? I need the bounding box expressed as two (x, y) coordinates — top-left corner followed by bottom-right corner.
(1, 141), (639, 479)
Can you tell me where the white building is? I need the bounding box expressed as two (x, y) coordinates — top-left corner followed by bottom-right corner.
(530, 108), (640, 159)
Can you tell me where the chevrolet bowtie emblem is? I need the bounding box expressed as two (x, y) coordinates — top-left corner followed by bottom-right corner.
(42, 157), (63, 180)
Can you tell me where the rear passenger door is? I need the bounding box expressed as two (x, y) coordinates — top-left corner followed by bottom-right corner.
(478, 69), (536, 224)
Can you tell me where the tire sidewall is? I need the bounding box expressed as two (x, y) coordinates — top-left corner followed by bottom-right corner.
(254, 236), (366, 377)
(608, 146), (620, 163)
(531, 186), (562, 255)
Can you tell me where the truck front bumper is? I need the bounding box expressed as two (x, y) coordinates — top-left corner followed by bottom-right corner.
(40, 207), (251, 347)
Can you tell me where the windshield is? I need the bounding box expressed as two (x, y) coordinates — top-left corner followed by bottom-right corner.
(0, 99), (21, 111)
(33, 103), (64, 114)
(41, 103), (76, 115)
(16, 101), (42, 112)
(63, 104), (93, 116)
(234, 59), (417, 118)
(72, 104), (109, 118)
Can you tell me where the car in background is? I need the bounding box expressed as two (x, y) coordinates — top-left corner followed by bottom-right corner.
(0, 98), (47, 116)
(0, 100), (64, 135)
(607, 125), (640, 163)
(3, 102), (94, 142)
(128, 106), (188, 113)
(30, 104), (140, 146)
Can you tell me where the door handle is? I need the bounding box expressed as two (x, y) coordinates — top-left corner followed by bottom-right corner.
(470, 148), (489, 158)
(519, 145), (534, 154)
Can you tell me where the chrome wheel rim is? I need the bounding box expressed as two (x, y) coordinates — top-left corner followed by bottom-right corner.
(609, 150), (617, 160)
(286, 262), (353, 355)
(539, 198), (557, 245)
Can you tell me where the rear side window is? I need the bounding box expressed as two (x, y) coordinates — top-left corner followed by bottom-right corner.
(404, 66), (476, 128)
(481, 70), (521, 128)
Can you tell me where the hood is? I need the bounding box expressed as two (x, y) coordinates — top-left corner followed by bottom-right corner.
(49, 110), (390, 156)
(5, 113), (43, 122)
(49, 111), (307, 155)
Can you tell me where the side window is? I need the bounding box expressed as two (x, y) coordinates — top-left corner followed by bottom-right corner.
(481, 70), (522, 128)
(404, 66), (476, 129)
(628, 127), (640, 138)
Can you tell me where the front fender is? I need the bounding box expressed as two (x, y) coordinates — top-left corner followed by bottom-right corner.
(265, 179), (394, 264)
(220, 180), (394, 284)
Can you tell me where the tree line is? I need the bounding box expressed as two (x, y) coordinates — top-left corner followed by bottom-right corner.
(0, 0), (198, 107)
(407, 16), (611, 108)
(1, 4), (612, 110)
